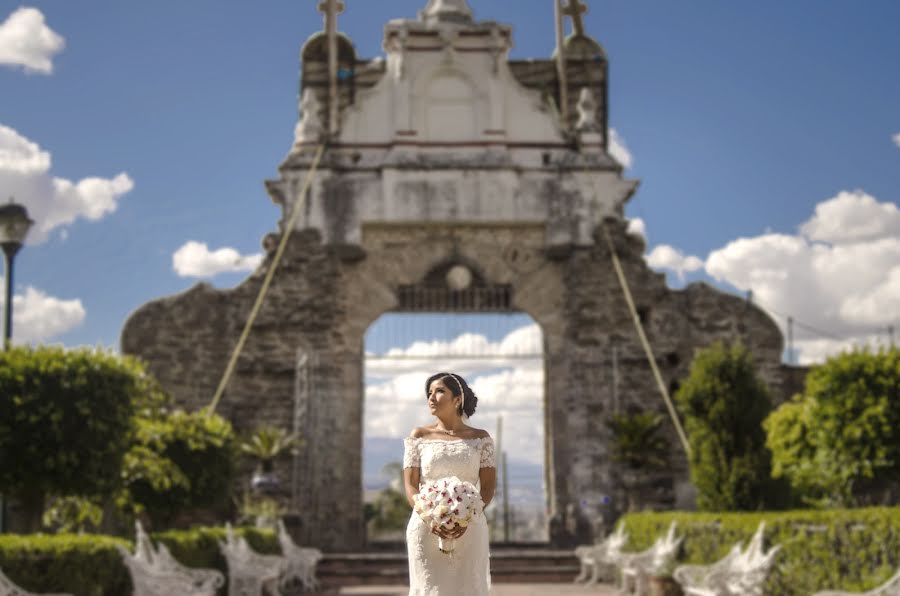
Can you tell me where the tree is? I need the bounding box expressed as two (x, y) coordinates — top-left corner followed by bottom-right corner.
(607, 412), (671, 510)
(239, 425), (299, 473)
(764, 348), (900, 507)
(120, 409), (237, 527)
(675, 342), (782, 511)
(0, 346), (141, 531)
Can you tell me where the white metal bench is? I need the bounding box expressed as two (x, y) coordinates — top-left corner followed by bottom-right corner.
(219, 523), (287, 596)
(813, 568), (900, 596)
(276, 520), (322, 592)
(117, 544), (222, 596)
(574, 523), (628, 585)
(673, 522), (781, 596)
(118, 523), (224, 596)
(0, 567), (71, 596)
(617, 521), (682, 595)
(132, 521), (224, 595)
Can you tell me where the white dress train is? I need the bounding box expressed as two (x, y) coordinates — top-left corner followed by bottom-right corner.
(404, 437), (495, 596)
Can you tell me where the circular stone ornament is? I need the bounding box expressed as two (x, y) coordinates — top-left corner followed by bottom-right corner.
(445, 265), (473, 290)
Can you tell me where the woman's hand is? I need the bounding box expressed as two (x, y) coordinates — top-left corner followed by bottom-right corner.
(431, 523), (468, 540)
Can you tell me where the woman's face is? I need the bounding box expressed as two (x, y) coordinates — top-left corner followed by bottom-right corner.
(427, 378), (460, 418)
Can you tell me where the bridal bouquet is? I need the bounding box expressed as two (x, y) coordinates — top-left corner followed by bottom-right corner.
(413, 476), (483, 554)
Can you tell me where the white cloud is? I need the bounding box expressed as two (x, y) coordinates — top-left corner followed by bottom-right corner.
(705, 190), (900, 364)
(0, 7), (64, 74)
(172, 241), (263, 278)
(893, 133), (900, 148)
(364, 324), (546, 466)
(365, 323), (543, 379)
(609, 128), (633, 169)
(799, 190), (900, 244)
(626, 217), (646, 241)
(0, 124), (134, 243)
(646, 244), (704, 281)
(0, 282), (85, 343)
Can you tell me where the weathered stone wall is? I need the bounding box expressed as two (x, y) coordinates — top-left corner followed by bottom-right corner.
(122, 216), (792, 550)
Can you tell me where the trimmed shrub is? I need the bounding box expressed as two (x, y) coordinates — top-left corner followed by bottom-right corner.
(675, 342), (785, 510)
(765, 348), (900, 507)
(620, 508), (900, 594)
(0, 347), (142, 530)
(120, 410), (237, 527)
(0, 526), (277, 596)
(0, 534), (130, 596)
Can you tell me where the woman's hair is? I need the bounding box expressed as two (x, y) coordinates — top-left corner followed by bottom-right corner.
(425, 372), (479, 418)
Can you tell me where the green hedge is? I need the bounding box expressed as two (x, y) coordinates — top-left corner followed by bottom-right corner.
(0, 526), (278, 596)
(620, 508), (900, 595)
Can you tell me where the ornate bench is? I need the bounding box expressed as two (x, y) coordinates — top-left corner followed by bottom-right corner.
(276, 520), (322, 592)
(673, 522), (781, 596)
(617, 521), (682, 595)
(119, 523), (224, 596)
(574, 523), (628, 585)
(0, 567), (71, 596)
(813, 568), (900, 596)
(219, 523), (287, 596)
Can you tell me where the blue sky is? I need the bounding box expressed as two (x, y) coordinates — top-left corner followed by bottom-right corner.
(1, 0), (897, 362)
(2, 0), (898, 360)
(2, 0), (898, 504)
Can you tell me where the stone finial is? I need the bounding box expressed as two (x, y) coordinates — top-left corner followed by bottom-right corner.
(293, 88), (323, 146)
(421, 0), (474, 24)
(575, 87), (600, 131)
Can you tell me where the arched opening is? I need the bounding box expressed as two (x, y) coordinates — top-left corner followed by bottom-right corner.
(362, 312), (549, 544)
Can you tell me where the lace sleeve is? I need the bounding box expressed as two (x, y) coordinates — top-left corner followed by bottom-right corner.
(480, 437), (496, 468)
(403, 437), (421, 468)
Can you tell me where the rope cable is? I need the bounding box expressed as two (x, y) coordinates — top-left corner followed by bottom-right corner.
(206, 143), (327, 416)
(600, 222), (692, 458)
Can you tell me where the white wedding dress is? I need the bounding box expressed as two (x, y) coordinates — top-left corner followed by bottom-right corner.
(404, 437), (495, 596)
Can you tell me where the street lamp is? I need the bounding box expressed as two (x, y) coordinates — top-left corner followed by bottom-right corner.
(0, 198), (34, 348)
(0, 198), (31, 533)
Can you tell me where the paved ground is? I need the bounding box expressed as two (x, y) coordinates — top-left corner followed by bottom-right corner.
(337, 584), (618, 595)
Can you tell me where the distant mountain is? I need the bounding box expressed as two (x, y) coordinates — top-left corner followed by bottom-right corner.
(364, 436), (546, 507)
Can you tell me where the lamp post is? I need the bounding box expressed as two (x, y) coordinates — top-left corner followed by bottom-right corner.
(0, 199), (33, 347)
(0, 198), (32, 533)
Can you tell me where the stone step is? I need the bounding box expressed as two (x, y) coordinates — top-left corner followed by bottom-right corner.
(318, 549), (580, 587)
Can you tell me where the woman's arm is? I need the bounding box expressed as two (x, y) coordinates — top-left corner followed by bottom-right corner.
(403, 466), (421, 508)
(479, 466), (496, 508)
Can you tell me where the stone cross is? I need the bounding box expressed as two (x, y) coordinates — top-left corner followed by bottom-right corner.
(562, 0), (588, 37)
(317, 0), (345, 135)
(317, 0), (345, 30)
(422, 0), (474, 21)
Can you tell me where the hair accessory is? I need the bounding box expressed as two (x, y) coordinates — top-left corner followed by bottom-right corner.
(448, 373), (465, 414)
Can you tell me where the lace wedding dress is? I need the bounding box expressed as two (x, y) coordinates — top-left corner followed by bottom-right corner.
(404, 437), (495, 596)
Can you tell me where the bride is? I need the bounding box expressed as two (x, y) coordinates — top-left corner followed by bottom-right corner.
(403, 372), (496, 595)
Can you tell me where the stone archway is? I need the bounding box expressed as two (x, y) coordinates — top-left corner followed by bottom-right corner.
(121, 2), (797, 552)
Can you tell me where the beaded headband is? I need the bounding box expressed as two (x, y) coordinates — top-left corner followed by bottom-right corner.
(447, 373), (465, 414)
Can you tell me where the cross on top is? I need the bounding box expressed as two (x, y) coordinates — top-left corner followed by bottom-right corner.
(317, 0), (345, 30)
(562, 0), (588, 37)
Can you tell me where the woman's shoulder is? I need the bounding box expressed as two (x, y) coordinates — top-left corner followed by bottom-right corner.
(466, 428), (491, 441)
(408, 426), (431, 439)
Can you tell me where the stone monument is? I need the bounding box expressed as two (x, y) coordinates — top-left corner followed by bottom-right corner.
(122, 0), (803, 550)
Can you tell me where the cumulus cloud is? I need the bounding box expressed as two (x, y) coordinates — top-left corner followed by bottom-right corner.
(0, 281), (85, 343)
(0, 7), (64, 74)
(646, 244), (704, 281)
(365, 323), (543, 379)
(799, 190), (900, 244)
(705, 190), (900, 364)
(893, 133), (900, 148)
(0, 124), (134, 243)
(364, 324), (546, 466)
(626, 217), (646, 241)
(609, 128), (633, 169)
(172, 241), (263, 278)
